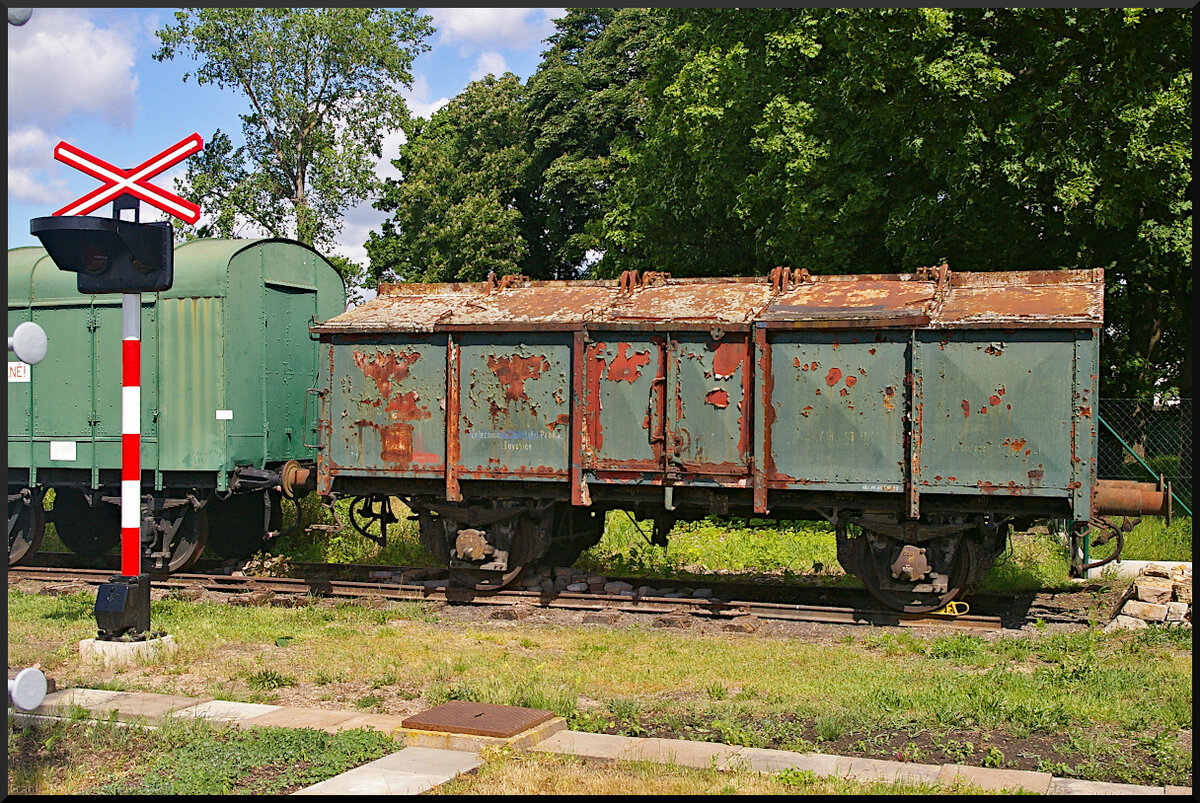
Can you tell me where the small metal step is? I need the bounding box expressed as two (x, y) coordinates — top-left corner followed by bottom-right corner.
(401, 700), (554, 738)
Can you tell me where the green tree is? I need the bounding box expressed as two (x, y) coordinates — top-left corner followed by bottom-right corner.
(154, 7), (434, 287)
(366, 73), (530, 284)
(367, 8), (663, 283)
(523, 8), (663, 278)
(604, 8), (1191, 398)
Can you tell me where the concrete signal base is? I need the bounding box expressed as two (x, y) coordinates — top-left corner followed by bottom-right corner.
(79, 635), (178, 667)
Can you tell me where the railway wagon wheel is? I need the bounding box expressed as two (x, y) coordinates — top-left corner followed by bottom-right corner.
(49, 488), (120, 557)
(204, 491), (275, 560)
(417, 501), (541, 593)
(144, 501), (209, 574)
(449, 564), (527, 593)
(8, 490), (46, 566)
(860, 533), (970, 614)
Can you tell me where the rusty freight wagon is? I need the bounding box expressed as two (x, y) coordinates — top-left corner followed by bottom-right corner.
(311, 266), (1168, 612)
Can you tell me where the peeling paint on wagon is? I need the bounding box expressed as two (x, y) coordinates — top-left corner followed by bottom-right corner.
(705, 388), (730, 408)
(606, 343), (652, 382)
(353, 349), (423, 398)
(486, 353), (550, 401)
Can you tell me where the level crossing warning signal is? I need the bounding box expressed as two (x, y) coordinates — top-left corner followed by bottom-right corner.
(52, 133), (204, 224)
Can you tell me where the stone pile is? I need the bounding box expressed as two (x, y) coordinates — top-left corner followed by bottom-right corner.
(1104, 563), (1191, 632)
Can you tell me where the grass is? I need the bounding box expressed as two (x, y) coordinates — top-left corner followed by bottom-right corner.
(6, 717), (1003, 797)
(6, 715), (396, 796)
(7, 565), (1192, 789)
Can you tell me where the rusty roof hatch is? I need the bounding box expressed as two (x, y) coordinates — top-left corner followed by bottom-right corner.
(400, 700), (555, 737)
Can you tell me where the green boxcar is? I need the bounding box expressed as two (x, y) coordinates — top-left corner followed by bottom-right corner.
(8, 238), (345, 570)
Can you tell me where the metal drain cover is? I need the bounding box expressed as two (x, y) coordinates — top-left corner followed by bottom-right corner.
(401, 700), (554, 738)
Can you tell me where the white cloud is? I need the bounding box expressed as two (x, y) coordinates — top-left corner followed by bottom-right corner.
(427, 8), (562, 52)
(6, 9), (140, 130)
(469, 51), (509, 82)
(403, 74), (450, 121)
(7, 126), (70, 205)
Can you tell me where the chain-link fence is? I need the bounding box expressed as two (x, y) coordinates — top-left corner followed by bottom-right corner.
(1098, 398), (1191, 510)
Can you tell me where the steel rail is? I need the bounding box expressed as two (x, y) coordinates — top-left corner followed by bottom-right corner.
(9, 565), (1003, 630)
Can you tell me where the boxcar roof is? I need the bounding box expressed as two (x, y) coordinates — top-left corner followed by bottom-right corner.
(8, 237), (339, 303)
(314, 267), (1104, 333)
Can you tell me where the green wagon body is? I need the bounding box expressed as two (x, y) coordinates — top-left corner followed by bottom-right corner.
(8, 238), (346, 494)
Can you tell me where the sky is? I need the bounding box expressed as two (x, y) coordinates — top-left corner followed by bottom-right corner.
(7, 7), (564, 277)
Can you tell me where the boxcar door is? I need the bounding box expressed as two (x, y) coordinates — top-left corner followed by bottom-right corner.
(666, 333), (753, 484)
(582, 335), (666, 484)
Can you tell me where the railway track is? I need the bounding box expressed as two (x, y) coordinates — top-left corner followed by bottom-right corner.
(7, 559), (1037, 632)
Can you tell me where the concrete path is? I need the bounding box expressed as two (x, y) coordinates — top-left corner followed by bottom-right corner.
(12, 687), (1192, 796)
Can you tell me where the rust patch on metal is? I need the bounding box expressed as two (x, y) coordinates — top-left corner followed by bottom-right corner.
(845, 375), (858, 388)
(487, 353), (550, 401)
(606, 343), (652, 382)
(961, 400), (970, 418)
(883, 386), (896, 412)
(710, 341), (745, 379)
(374, 422), (414, 464)
(354, 349), (422, 399)
(386, 390), (431, 422)
(1004, 438), (1028, 453)
(705, 388), (730, 408)
(825, 367), (842, 386)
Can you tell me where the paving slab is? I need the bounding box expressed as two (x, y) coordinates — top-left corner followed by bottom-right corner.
(330, 713), (411, 736)
(534, 730), (647, 760)
(32, 687), (128, 716)
(399, 715), (566, 752)
(172, 699), (282, 723)
(617, 737), (741, 769)
(90, 692), (206, 722)
(292, 746), (482, 796)
(841, 756), (942, 786)
(1165, 786), (1192, 796)
(717, 747), (843, 776)
(938, 763), (1053, 794)
(1048, 777), (1164, 795)
(240, 706), (359, 733)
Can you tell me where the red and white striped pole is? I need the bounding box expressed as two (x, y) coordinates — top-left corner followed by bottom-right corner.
(121, 292), (141, 576)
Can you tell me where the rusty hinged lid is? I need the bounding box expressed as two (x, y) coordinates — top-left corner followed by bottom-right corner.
(401, 700), (555, 738)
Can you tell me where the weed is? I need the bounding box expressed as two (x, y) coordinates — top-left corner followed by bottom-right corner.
(710, 718), (767, 748)
(775, 767), (818, 787)
(245, 669), (296, 691)
(706, 682), (728, 701)
(568, 711), (612, 733)
(353, 694), (383, 712)
(370, 672), (400, 689)
(931, 735), (975, 763)
(1036, 758), (1075, 777)
(813, 714), (848, 743)
(982, 745), (1005, 768)
(894, 742), (926, 763)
